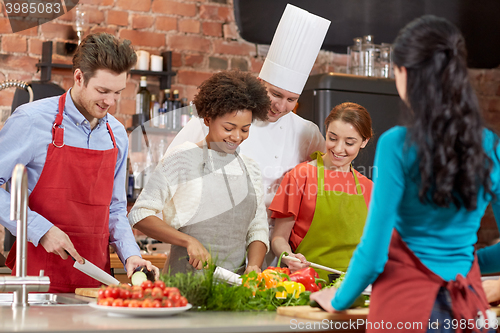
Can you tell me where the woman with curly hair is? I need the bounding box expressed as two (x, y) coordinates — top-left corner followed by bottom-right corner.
(128, 71), (271, 275)
(311, 15), (500, 331)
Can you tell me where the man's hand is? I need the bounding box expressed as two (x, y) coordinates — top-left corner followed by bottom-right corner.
(186, 237), (210, 270)
(309, 287), (339, 313)
(124, 255), (160, 280)
(282, 252), (310, 273)
(39, 226), (84, 264)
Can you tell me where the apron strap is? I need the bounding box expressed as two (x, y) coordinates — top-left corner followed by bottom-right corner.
(106, 122), (117, 148)
(52, 93), (67, 148)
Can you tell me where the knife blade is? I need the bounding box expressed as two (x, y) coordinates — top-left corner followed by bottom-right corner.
(73, 258), (121, 286)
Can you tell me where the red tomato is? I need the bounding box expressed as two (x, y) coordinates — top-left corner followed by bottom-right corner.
(123, 299), (131, 307)
(170, 294), (181, 302)
(104, 287), (120, 299)
(98, 297), (114, 306)
(142, 298), (153, 308)
(131, 291), (144, 299)
(153, 280), (166, 289)
(151, 287), (163, 299)
(163, 287), (180, 298)
(143, 288), (153, 296)
(97, 288), (106, 300)
(119, 288), (131, 299)
(178, 296), (188, 307)
(141, 280), (154, 290)
(162, 299), (173, 308)
(128, 300), (141, 308)
(152, 299), (162, 308)
(112, 299), (124, 307)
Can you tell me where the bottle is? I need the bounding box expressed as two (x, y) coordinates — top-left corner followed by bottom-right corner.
(180, 97), (190, 127)
(143, 148), (154, 187)
(171, 90), (182, 131)
(132, 162), (143, 200)
(150, 94), (160, 127)
(126, 157), (134, 200)
(157, 138), (167, 162)
(162, 89), (173, 130)
(135, 76), (151, 118)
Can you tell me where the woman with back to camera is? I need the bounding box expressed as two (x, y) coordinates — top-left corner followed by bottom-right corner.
(269, 102), (373, 282)
(311, 15), (500, 332)
(128, 71), (271, 275)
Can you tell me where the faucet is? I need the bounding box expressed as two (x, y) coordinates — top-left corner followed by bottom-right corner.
(0, 164), (50, 307)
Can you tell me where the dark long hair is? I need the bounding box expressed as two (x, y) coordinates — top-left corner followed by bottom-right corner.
(393, 15), (493, 210)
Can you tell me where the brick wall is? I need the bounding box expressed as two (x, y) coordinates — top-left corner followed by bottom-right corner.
(1, 0), (499, 247)
(0, 0), (344, 129)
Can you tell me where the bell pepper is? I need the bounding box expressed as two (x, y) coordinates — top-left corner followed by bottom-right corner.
(289, 267), (321, 292)
(260, 269), (281, 289)
(275, 281), (305, 299)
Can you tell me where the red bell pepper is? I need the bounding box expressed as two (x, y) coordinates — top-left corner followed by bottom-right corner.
(289, 267), (321, 292)
(265, 252), (291, 276)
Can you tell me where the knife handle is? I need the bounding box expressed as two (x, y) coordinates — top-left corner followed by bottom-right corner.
(64, 250), (82, 263)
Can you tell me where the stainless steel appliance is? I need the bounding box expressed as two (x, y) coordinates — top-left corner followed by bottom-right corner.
(296, 73), (402, 179)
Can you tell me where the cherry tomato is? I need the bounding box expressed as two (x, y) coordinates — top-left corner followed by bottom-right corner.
(143, 287), (153, 296)
(141, 280), (154, 290)
(119, 288), (131, 299)
(178, 296), (188, 307)
(162, 299), (173, 308)
(142, 298), (153, 308)
(151, 287), (163, 299)
(104, 287), (120, 299)
(163, 287), (180, 298)
(131, 291), (144, 299)
(153, 280), (166, 289)
(97, 288), (106, 300)
(98, 297), (114, 306)
(112, 299), (124, 307)
(152, 299), (162, 308)
(128, 300), (141, 308)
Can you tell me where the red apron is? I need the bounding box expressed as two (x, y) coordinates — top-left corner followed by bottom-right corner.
(6, 92), (117, 293)
(368, 230), (491, 333)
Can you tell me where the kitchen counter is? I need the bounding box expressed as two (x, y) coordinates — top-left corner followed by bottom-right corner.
(0, 295), (365, 333)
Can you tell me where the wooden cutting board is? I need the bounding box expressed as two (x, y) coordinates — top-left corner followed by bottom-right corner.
(75, 288), (100, 298)
(277, 305), (369, 321)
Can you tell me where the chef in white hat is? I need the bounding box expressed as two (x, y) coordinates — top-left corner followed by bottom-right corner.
(167, 4), (331, 268)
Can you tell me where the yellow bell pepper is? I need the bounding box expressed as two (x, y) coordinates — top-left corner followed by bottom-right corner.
(275, 281), (305, 299)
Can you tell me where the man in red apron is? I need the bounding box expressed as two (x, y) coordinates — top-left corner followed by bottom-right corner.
(0, 33), (156, 292)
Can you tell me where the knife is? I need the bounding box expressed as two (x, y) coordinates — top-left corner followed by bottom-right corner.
(66, 251), (120, 286)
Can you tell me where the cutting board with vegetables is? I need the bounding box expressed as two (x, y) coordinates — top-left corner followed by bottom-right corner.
(277, 305), (369, 321)
(75, 288), (100, 298)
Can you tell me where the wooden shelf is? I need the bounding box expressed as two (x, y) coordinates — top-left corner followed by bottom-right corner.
(35, 41), (176, 90)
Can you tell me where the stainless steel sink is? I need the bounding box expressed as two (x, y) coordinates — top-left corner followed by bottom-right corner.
(0, 293), (91, 306)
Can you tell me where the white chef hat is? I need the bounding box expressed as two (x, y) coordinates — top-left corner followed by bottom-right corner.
(259, 4), (331, 95)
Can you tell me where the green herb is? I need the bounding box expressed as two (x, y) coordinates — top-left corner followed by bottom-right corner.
(159, 263), (310, 311)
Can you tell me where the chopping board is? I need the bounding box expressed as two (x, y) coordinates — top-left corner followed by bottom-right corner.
(75, 288), (100, 298)
(277, 305), (369, 321)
